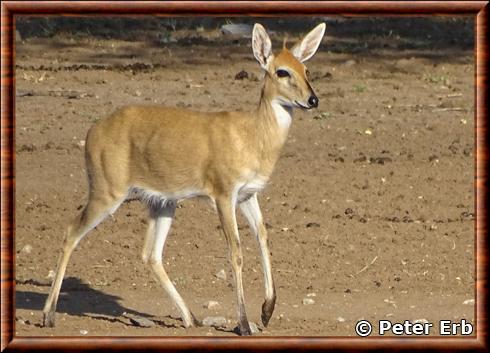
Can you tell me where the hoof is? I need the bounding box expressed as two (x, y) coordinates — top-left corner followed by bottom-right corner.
(261, 297), (276, 327)
(233, 324), (253, 336)
(192, 314), (203, 327)
(182, 313), (202, 328)
(43, 312), (55, 328)
(240, 328), (253, 336)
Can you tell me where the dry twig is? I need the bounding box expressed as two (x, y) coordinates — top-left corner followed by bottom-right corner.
(354, 252), (380, 276)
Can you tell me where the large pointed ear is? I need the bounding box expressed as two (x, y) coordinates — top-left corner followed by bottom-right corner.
(291, 23), (326, 62)
(252, 23), (273, 69)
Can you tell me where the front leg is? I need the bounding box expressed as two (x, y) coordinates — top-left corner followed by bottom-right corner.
(216, 195), (252, 336)
(239, 193), (276, 327)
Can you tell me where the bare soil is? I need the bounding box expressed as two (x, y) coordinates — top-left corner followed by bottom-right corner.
(15, 27), (475, 337)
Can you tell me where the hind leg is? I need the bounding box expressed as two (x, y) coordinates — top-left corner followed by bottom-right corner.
(146, 201), (199, 328)
(42, 193), (125, 327)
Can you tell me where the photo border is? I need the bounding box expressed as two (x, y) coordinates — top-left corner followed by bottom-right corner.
(1, 1), (488, 351)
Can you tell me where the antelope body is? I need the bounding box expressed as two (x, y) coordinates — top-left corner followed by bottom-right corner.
(42, 23), (326, 336)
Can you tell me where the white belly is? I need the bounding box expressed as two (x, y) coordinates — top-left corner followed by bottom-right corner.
(131, 186), (204, 208)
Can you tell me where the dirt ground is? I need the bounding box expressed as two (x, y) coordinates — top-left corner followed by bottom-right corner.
(14, 21), (475, 337)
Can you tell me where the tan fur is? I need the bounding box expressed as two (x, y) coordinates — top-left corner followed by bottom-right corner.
(42, 23), (326, 336)
(85, 104), (284, 200)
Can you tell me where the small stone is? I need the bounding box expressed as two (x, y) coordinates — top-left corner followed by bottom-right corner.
(202, 316), (227, 328)
(234, 70), (248, 80)
(215, 269), (227, 280)
(249, 322), (260, 334)
(18, 144), (36, 153)
(21, 244), (32, 254)
(306, 222), (320, 228)
(413, 318), (429, 324)
(220, 24), (253, 37)
(306, 292), (316, 297)
(462, 299), (475, 305)
(337, 316), (346, 322)
(370, 157), (392, 165)
(302, 298), (315, 305)
(344, 208), (354, 215)
(46, 270), (55, 279)
(128, 315), (156, 328)
(313, 112), (331, 120)
(79, 329), (88, 335)
(203, 300), (220, 309)
(344, 59), (356, 66)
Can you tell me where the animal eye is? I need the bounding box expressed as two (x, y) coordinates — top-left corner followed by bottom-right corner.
(276, 69), (290, 78)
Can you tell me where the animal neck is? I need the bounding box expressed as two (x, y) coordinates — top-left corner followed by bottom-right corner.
(256, 74), (293, 142)
(247, 74), (294, 175)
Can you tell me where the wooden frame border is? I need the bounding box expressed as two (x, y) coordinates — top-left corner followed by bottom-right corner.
(1, 1), (488, 352)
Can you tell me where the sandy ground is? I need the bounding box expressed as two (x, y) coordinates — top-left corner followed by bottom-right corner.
(14, 26), (475, 337)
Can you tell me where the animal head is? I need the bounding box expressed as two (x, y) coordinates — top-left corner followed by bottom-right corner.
(252, 23), (326, 110)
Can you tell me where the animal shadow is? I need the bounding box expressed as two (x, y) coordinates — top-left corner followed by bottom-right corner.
(16, 277), (179, 329)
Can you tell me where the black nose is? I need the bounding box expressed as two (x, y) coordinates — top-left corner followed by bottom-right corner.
(308, 95), (318, 108)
